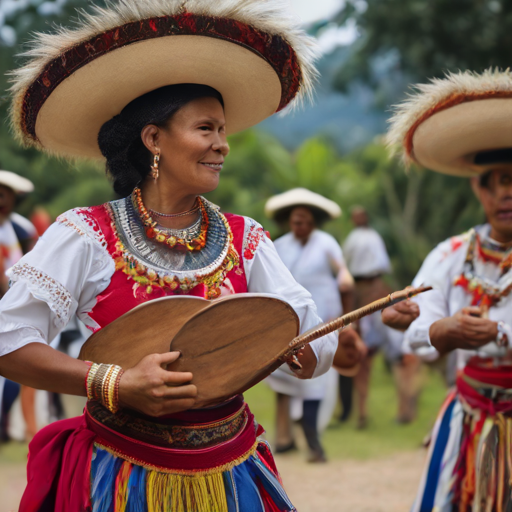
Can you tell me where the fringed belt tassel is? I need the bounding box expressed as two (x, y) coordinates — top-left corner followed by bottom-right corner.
(454, 363), (512, 512)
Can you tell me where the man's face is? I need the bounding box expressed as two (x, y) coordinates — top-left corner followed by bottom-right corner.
(0, 186), (16, 223)
(289, 207), (315, 240)
(473, 166), (512, 241)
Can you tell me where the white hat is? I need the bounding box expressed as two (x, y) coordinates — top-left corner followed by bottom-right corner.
(386, 69), (512, 176)
(10, 0), (318, 160)
(0, 170), (34, 194)
(265, 188), (341, 219)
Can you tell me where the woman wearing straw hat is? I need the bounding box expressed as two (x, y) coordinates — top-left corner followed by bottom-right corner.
(386, 69), (512, 511)
(0, 1), (340, 509)
(265, 188), (362, 462)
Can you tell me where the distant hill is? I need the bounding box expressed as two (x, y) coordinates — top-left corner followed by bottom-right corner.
(258, 45), (388, 153)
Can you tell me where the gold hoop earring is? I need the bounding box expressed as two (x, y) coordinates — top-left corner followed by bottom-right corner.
(151, 152), (160, 182)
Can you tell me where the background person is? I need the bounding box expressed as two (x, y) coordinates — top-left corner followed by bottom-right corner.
(0, 171), (38, 442)
(343, 205), (392, 428)
(265, 188), (363, 462)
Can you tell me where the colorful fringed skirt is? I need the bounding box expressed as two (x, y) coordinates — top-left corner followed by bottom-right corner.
(19, 395), (296, 512)
(412, 359), (512, 512)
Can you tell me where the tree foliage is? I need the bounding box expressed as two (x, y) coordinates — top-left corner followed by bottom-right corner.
(333, 0), (512, 92)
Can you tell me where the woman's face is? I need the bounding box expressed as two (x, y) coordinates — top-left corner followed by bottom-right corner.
(472, 166), (512, 242)
(151, 96), (229, 195)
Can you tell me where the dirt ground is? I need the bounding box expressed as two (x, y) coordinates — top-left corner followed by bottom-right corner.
(0, 449), (425, 512)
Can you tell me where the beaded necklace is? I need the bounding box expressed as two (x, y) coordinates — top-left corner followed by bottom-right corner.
(109, 194), (241, 299)
(453, 228), (512, 307)
(133, 187), (208, 251)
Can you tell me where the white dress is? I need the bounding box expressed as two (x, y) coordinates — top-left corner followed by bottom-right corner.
(266, 230), (344, 418)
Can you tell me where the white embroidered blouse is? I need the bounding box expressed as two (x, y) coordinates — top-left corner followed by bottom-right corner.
(405, 224), (512, 367)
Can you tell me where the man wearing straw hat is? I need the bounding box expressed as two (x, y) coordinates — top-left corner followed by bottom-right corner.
(265, 188), (364, 462)
(385, 69), (512, 511)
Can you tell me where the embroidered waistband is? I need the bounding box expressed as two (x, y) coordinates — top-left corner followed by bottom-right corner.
(86, 400), (248, 449)
(86, 404), (261, 472)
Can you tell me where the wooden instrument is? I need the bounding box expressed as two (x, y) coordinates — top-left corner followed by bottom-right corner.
(79, 286), (431, 408)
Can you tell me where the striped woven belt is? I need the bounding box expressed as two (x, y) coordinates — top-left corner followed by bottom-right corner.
(86, 400), (248, 449)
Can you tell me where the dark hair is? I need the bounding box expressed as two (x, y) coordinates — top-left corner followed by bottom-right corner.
(475, 148), (512, 188)
(98, 84), (224, 197)
(274, 205), (330, 227)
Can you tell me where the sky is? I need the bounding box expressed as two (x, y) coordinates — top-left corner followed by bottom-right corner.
(0, 0), (358, 51)
(290, 0), (343, 23)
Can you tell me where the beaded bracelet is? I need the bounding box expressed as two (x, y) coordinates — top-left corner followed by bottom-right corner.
(85, 362), (125, 413)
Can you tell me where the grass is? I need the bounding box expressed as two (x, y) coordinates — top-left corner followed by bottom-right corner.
(245, 354), (447, 460)
(0, 440), (27, 464)
(0, 355), (447, 464)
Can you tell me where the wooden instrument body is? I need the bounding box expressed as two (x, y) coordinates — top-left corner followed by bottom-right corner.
(79, 294), (299, 408)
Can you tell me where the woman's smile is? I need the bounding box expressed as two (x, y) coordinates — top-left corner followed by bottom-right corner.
(199, 161), (223, 172)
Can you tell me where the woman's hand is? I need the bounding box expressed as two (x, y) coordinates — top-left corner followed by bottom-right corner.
(333, 327), (367, 369)
(286, 345), (317, 379)
(381, 300), (420, 331)
(118, 351), (197, 416)
(429, 306), (498, 356)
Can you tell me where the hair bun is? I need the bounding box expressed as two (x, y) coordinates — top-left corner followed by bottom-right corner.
(97, 115), (138, 160)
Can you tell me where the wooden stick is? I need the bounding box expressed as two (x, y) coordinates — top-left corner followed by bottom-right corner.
(282, 285), (432, 361)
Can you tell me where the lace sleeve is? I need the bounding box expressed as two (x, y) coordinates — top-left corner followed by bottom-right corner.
(0, 214), (115, 355)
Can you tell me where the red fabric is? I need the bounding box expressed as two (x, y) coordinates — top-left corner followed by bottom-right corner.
(19, 415), (94, 512)
(463, 361), (512, 389)
(20, 399), (257, 508)
(85, 206), (248, 329)
(457, 376), (512, 416)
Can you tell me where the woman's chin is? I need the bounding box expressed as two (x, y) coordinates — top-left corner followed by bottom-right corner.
(194, 175), (220, 195)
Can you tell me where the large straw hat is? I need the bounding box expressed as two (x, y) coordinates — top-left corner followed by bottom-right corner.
(265, 188), (341, 219)
(10, 0), (318, 160)
(0, 171), (34, 194)
(386, 69), (512, 176)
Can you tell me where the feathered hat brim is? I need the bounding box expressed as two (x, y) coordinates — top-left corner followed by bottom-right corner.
(265, 188), (341, 219)
(10, 0), (319, 160)
(386, 69), (512, 177)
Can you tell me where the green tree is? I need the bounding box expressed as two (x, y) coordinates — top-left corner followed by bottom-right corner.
(332, 0), (512, 92)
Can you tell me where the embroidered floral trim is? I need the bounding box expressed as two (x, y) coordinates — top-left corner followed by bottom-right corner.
(243, 221), (267, 260)
(9, 263), (73, 328)
(56, 208), (113, 277)
(56, 208), (108, 249)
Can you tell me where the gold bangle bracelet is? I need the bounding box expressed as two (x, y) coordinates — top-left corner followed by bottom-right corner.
(85, 362), (124, 413)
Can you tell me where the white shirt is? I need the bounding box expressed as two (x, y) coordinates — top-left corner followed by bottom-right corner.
(343, 226), (391, 278)
(274, 230), (344, 322)
(0, 211), (337, 380)
(404, 225), (512, 367)
(267, 230), (344, 400)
